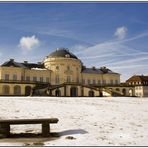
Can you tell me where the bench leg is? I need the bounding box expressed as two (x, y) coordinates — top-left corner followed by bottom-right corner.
(42, 122), (50, 137)
(0, 124), (10, 138)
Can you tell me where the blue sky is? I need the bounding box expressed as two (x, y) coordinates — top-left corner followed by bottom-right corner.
(0, 2), (148, 81)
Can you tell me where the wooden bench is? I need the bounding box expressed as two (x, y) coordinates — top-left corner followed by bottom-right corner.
(0, 118), (59, 138)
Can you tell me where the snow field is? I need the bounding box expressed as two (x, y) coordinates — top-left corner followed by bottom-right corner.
(0, 97), (148, 146)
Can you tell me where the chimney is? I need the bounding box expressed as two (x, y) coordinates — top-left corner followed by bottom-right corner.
(24, 61), (28, 64)
(92, 66), (96, 70)
(10, 59), (14, 62)
(38, 62), (41, 65)
(82, 65), (86, 69)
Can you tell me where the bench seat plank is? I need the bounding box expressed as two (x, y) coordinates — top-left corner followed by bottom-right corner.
(0, 118), (58, 124)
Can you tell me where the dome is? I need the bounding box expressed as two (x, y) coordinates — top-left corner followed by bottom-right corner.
(48, 48), (78, 59)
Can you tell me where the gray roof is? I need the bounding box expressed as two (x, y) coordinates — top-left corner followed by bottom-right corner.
(82, 67), (119, 75)
(1, 59), (119, 75)
(48, 48), (78, 59)
(1, 60), (26, 68)
(82, 68), (103, 74)
(1, 59), (44, 69)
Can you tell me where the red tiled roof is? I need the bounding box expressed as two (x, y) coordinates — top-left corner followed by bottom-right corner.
(126, 75), (148, 82)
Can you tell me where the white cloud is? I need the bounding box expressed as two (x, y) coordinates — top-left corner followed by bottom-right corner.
(0, 51), (2, 57)
(114, 26), (127, 40)
(71, 44), (89, 54)
(18, 35), (40, 51)
(74, 31), (148, 82)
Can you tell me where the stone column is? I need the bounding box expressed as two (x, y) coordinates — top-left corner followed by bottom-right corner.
(81, 86), (84, 96)
(64, 85), (66, 96)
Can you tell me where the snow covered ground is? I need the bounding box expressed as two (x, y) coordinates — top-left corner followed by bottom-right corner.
(0, 97), (148, 146)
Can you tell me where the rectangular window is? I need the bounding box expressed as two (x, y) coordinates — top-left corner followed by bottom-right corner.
(82, 79), (85, 84)
(98, 80), (101, 85)
(93, 79), (96, 84)
(33, 77), (37, 82)
(26, 76), (30, 81)
(110, 79), (113, 84)
(115, 80), (118, 84)
(40, 77), (43, 82)
(76, 77), (79, 83)
(13, 74), (17, 81)
(88, 79), (90, 84)
(55, 75), (59, 84)
(67, 66), (70, 70)
(67, 76), (71, 83)
(46, 77), (50, 82)
(4, 74), (9, 80)
(21, 76), (24, 81)
(103, 80), (106, 84)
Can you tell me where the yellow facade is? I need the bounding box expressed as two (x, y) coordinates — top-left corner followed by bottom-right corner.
(0, 66), (51, 96)
(44, 56), (82, 85)
(0, 48), (133, 97)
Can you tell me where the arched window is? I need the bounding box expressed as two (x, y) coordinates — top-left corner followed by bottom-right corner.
(2, 85), (10, 95)
(25, 86), (32, 96)
(14, 85), (21, 95)
(88, 90), (94, 97)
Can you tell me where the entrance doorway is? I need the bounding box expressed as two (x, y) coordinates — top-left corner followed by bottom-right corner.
(55, 89), (61, 96)
(70, 87), (77, 97)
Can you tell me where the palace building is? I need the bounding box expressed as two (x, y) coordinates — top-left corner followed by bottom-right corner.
(0, 48), (140, 97)
(126, 75), (148, 97)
